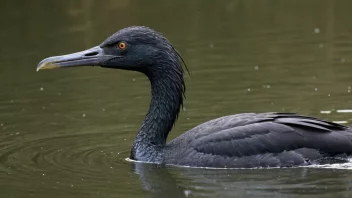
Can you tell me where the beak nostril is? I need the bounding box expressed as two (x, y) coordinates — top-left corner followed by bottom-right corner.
(85, 51), (99, 56)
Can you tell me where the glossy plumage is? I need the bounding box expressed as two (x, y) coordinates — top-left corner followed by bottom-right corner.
(165, 113), (352, 168)
(37, 26), (352, 168)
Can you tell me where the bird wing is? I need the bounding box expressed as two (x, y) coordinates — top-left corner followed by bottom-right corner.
(174, 113), (352, 158)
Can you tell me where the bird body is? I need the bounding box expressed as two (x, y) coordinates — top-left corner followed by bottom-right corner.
(164, 113), (352, 168)
(37, 26), (352, 168)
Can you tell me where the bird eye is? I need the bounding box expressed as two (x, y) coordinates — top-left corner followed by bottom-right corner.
(117, 42), (127, 50)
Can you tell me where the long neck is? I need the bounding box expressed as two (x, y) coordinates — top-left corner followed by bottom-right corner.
(131, 70), (184, 159)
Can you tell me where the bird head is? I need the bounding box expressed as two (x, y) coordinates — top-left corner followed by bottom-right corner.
(37, 26), (187, 77)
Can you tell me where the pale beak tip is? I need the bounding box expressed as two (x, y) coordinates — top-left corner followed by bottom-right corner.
(36, 61), (60, 72)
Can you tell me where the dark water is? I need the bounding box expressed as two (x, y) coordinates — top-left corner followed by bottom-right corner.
(1, 0), (352, 197)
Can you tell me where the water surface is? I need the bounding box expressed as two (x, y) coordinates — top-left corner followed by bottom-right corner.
(1, 1), (352, 197)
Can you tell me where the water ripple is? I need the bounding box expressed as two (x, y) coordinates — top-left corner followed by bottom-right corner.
(0, 133), (129, 184)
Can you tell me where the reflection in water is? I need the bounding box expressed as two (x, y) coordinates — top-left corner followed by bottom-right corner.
(1, 0), (352, 198)
(132, 162), (352, 198)
(133, 163), (188, 198)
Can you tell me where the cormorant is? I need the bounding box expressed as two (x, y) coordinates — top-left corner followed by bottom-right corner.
(37, 26), (352, 168)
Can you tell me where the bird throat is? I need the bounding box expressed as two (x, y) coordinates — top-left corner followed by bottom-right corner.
(130, 71), (184, 162)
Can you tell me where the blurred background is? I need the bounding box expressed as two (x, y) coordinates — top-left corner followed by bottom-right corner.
(1, 0), (352, 198)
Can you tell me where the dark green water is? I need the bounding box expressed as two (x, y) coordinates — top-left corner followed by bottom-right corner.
(1, 0), (352, 197)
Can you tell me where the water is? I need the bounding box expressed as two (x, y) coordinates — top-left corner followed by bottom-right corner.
(1, 0), (352, 197)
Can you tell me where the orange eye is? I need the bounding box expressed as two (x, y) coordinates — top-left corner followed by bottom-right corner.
(118, 42), (127, 50)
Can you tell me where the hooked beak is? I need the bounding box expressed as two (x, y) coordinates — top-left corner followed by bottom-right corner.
(37, 46), (114, 71)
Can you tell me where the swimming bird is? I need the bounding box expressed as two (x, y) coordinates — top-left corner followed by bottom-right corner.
(37, 26), (352, 168)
